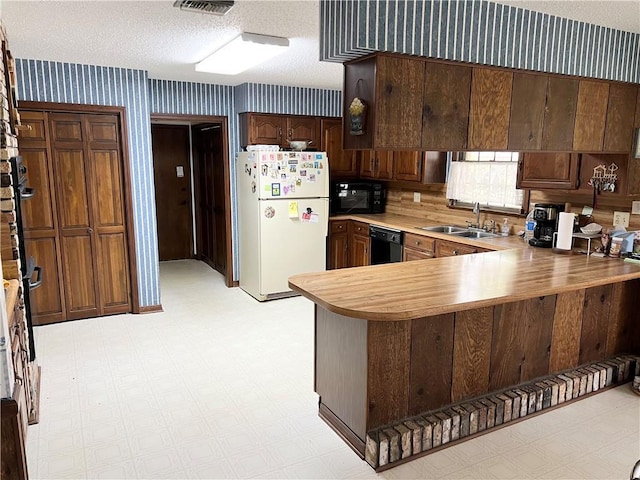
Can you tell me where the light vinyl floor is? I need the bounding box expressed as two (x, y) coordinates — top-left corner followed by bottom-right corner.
(26, 260), (640, 479)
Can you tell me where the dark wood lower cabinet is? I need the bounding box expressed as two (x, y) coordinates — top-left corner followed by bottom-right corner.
(314, 279), (640, 454)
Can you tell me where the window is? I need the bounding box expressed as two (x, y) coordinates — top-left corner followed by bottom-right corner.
(446, 152), (524, 212)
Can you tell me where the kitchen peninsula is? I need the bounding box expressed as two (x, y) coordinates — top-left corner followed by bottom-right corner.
(288, 227), (640, 470)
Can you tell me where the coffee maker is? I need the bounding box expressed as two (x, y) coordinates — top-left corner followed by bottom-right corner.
(528, 203), (565, 248)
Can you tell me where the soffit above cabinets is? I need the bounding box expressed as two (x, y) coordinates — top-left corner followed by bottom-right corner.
(1, 1), (637, 90)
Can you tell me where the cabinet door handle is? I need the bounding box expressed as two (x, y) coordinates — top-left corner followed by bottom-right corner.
(288, 129), (293, 139)
(278, 127), (282, 139)
(453, 250), (459, 255)
(87, 227), (94, 234)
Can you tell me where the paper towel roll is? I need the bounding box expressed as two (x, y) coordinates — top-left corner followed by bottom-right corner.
(556, 212), (575, 250)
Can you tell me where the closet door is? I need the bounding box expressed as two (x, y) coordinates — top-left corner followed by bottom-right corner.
(48, 112), (131, 320)
(84, 114), (131, 315)
(49, 113), (100, 320)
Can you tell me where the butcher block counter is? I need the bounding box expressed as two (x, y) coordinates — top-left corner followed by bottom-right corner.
(288, 220), (640, 469)
(289, 247), (640, 320)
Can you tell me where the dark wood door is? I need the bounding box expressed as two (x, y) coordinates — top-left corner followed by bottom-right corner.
(542, 76), (579, 151)
(286, 117), (319, 147)
(508, 73), (547, 151)
(603, 84), (638, 153)
(422, 62), (472, 150)
(250, 114), (284, 146)
(328, 233), (349, 269)
(375, 151), (394, 180)
(47, 113), (131, 321)
(49, 113), (100, 320)
(573, 80), (609, 151)
(517, 153), (580, 190)
(192, 123), (227, 277)
(19, 111), (65, 325)
(393, 151), (423, 182)
(468, 68), (513, 150)
(350, 234), (370, 267)
(375, 55), (425, 149)
(321, 118), (357, 178)
(151, 124), (193, 261)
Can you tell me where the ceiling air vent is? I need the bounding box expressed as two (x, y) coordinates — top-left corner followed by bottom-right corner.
(173, 0), (234, 16)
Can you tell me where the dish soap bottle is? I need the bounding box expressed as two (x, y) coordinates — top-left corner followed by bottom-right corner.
(501, 218), (510, 236)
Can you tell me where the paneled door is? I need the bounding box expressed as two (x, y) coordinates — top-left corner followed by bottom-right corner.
(44, 112), (131, 321)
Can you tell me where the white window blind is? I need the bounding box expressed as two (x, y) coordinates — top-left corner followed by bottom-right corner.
(446, 152), (524, 211)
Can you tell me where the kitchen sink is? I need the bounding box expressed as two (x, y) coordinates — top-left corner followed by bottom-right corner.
(448, 230), (499, 239)
(416, 225), (499, 239)
(417, 225), (467, 233)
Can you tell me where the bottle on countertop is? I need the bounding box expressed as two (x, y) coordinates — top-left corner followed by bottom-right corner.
(524, 210), (536, 242)
(501, 218), (509, 236)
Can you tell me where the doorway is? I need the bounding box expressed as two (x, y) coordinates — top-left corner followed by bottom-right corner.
(150, 115), (233, 287)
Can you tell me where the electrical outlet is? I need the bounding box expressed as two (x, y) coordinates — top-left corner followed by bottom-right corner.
(632, 201), (640, 215)
(613, 211), (630, 228)
(413, 192), (421, 203)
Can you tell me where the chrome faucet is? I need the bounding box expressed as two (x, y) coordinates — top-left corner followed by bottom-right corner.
(472, 202), (480, 228)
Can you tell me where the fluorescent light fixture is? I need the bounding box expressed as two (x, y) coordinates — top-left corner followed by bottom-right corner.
(196, 32), (289, 75)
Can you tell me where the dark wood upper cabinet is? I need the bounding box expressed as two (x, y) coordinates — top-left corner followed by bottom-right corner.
(375, 55), (425, 149)
(516, 152), (580, 190)
(541, 76), (579, 151)
(393, 151), (423, 182)
(508, 73), (547, 151)
(240, 113), (319, 149)
(286, 116), (320, 146)
(573, 80), (610, 152)
(603, 84), (638, 153)
(468, 68), (513, 150)
(360, 150), (394, 180)
(241, 113), (284, 146)
(321, 118), (358, 178)
(422, 62), (471, 150)
(577, 153), (629, 196)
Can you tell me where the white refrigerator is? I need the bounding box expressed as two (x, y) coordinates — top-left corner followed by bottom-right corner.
(237, 150), (329, 301)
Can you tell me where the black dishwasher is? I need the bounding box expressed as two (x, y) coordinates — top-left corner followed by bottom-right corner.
(369, 225), (403, 264)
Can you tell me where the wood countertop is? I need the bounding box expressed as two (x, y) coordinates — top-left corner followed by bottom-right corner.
(329, 213), (526, 250)
(289, 244), (640, 321)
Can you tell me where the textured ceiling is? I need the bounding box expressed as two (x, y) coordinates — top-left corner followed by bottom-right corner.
(1, 1), (638, 91)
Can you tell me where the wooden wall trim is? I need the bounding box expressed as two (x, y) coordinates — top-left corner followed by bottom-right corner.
(138, 305), (163, 314)
(151, 113), (234, 288)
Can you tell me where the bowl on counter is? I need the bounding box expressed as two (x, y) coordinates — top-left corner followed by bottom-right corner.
(580, 223), (602, 234)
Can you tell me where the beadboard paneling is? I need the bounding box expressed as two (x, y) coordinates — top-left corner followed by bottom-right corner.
(15, 59), (160, 308)
(320, 0), (640, 84)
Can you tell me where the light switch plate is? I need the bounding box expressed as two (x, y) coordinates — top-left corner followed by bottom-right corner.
(613, 211), (630, 228)
(413, 192), (421, 203)
(632, 201), (640, 215)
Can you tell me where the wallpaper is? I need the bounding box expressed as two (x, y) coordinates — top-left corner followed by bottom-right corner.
(320, 0), (640, 84)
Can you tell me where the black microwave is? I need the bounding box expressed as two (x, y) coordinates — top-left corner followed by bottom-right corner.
(331, 181), (384, 214)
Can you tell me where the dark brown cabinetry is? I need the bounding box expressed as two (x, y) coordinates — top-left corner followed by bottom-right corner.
(343, 52), (638, 157)
(393, 151), (423, 182)
(321, 118), (358, 178)
(423, 62), (472, 150)
(603, 84), (638, 153)
(517, 152), (580, 190)
(468, 68), (513, 150)
(360, 150), (394, 180)
(328, 220), (371, 269)
(240, 113), (320, 149)
(350, 221), (370, 267)
(402, 233), (435, 261)
(435, 239), (481, 257)
(328, 220), (349, 269)
(573, 80), (610, 152)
